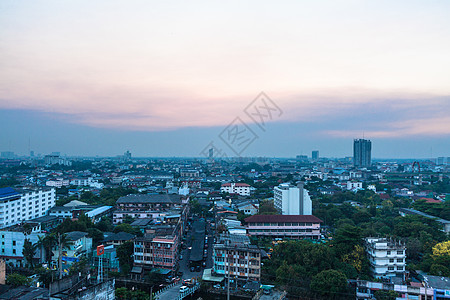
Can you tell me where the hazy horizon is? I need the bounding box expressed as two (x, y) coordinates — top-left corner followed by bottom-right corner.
(1, 1), (449, 158)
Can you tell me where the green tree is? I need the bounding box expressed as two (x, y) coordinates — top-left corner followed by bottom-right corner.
(6, 273), (31, 287)
(332, 224), (362, 258)
(37, 234), (55, 266)
(310, 269), (348, 299)
(117, 241), (134, 275)
(258, 199), (277, 215)
(23, 238), (37, 268)
(373, 290), (398, 300)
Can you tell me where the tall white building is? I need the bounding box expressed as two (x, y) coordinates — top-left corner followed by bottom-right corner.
(365, 237), (406, 279)
(274, 183), (312, 215)
(0, 187), (56, 228)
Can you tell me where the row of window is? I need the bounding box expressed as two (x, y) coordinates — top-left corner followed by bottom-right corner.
(387, 266), (403, 271)
(249, 229), (313, 233)
(215, 265), (260, 274)
(250, 222), (314, 226)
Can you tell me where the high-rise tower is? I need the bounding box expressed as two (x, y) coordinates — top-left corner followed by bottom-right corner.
(353, 139), (372, 167)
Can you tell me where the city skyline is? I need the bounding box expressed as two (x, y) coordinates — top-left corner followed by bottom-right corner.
(1, 1), (449, 158)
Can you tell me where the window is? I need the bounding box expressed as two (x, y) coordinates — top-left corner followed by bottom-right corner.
(389, 259), (394, 263)
(387, 251), (391, 255)
(388, 266), (394, 270)
(12, 249), (16, 254)
(397, 258), (403, 263)
(397, 250), (403, 255)
(397, 266), (403, 271)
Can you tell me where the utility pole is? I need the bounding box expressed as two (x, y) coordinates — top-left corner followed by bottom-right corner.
(58, 233), (63, 280)
(227, 268), (230, 300)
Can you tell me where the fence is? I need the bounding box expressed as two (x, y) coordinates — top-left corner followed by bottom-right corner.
(153, 282), (180, 299)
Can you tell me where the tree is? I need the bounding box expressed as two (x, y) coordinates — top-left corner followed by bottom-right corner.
(332, 224), (362, 258)
(432, 241), (450, 257)
(37, 234), (56, 266)
(117, 241), (134, 275)
(373, 290), (398, 300)
(259, 199), (277, 215)
(310, 269), (348, 299)
(114, 223), (136, 234)
(23, 238), (37, 268)
(6, 273), (31, 286)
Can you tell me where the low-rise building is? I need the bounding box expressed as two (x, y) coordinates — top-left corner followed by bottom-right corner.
(365, 237), (406, 279)
(213, 234), (261, 282)
(235, 201), (259, 215)
(245, 215), (322, 240)
(0, 223), (45, 267)
(221, 183), (251, 196)
(52, 231), (93, 268)
(134, 233), (179, 271)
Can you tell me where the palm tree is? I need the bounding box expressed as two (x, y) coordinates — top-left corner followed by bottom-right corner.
(37, 234), (57, 267)
(23, 238), (38, 268)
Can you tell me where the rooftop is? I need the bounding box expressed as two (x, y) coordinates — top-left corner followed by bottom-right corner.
(66, 231), (88, 241)
(0, 187), (20, 202)
(245, 214), (323, 223)
(116, 194), (182, 204)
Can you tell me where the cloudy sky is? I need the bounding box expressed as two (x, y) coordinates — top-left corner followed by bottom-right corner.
(1, 0), (449, 158)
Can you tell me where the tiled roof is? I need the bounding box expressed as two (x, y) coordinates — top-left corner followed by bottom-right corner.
(221, 183), (250, 187)
(117, 194), (182, 204)
(245, 214), (323, 223)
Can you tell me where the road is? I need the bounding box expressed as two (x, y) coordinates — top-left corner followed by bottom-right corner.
(178, 219), (213, 280)
(258, 290), (284, 300)
(156, 219), (213, 299)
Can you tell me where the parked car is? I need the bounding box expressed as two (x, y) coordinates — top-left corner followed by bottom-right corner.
(180, 286), (189, 293)
(195, 265), (201, 272)
(202, 261), (206, 267)
(190, 266), (195, 272)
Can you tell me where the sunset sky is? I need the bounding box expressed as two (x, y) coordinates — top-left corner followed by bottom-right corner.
(1, 0), (449, 158)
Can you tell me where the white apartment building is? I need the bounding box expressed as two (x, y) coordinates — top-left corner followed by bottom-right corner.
(70, 177), (104, 189)
(365, 237), (406, 279)
(0, 187), (56, 228)
(221, 183), (251, 196)
(347, 181), (363, 191)
(46, 179), (70, 188)
(274, 183), (312, 215)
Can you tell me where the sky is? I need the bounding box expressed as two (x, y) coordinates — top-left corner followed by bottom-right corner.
(1, 0), (449, 158)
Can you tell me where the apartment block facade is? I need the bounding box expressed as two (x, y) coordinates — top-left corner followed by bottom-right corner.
(365, 237), (406, 278)
(134, 234), (179, 271)
(245, 215), (322, 240)
(0, 187), (56, 228)
(274, 183), (312, 215)
(220, 183), (251, 196)
(213, 234), (261, 282)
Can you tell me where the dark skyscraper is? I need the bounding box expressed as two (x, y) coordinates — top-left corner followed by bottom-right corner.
(312, 150), (319, 160)
(353, 139), (372, 167)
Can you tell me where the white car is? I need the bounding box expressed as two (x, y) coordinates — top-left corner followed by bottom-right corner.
(180, 286), (189, 293)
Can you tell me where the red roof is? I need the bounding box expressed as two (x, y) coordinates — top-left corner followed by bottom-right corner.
(245, 215), (323, 223)
(421, 198), (442, 204)
(221, 183), (250, 187)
